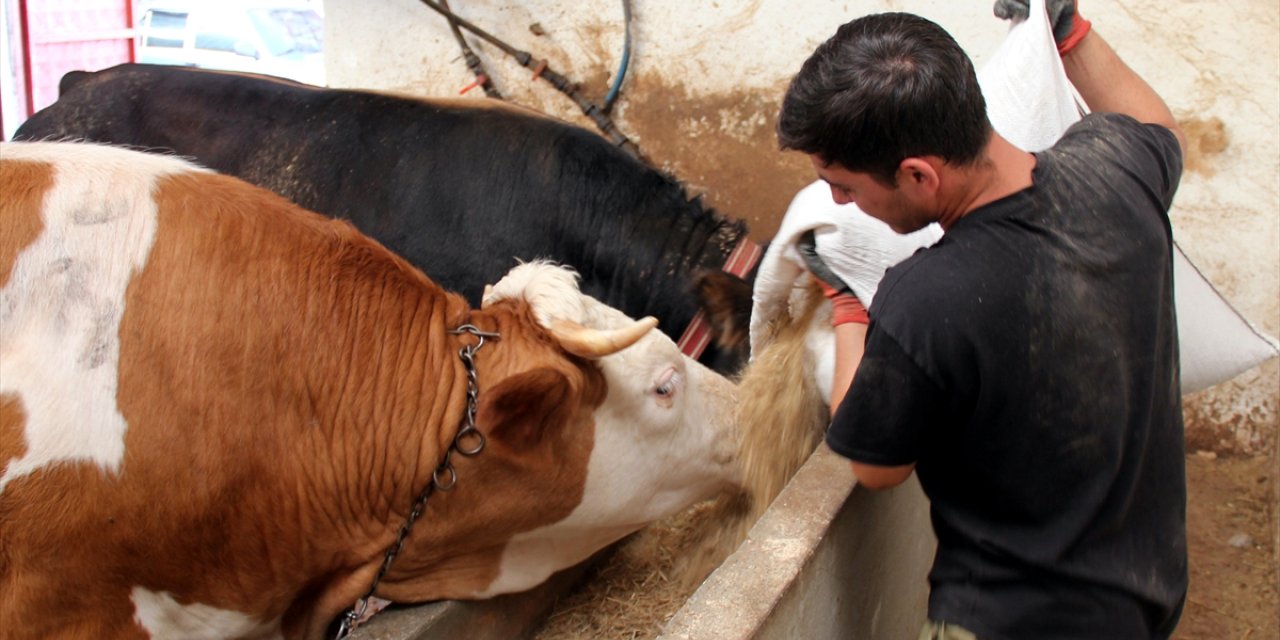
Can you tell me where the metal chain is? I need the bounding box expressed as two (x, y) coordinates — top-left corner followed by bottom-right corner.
(335, 324), (499, 640)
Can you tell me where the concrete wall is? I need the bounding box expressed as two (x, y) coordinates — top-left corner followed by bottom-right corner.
(324, 0), (1279, 451)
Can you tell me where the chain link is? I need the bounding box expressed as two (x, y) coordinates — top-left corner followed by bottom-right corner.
(335, 324), (498, 639)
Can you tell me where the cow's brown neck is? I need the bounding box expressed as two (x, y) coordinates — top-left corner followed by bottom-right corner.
(140, 174), (485, 638)
(333, 323), (498, 639)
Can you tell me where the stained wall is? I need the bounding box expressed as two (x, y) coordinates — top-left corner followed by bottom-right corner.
(326, 0), (1279, 452)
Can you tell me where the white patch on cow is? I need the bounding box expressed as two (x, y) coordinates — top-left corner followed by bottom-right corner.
(477, 262), (740, 596)
(131, 587), (283, 640)
(0, 142), (206, 494)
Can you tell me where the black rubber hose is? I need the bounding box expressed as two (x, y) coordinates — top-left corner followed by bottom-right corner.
(417, 0), (644, 163)
(440, 0), (502, 98)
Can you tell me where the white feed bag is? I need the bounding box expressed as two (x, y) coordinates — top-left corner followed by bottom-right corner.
(751, 0), (1278, 398)
(976, 0), (1081, 152)
(1172, 248), (1279, 393)
(747, 183), (941, 359)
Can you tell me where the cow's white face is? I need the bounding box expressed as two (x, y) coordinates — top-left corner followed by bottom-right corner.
(479, 262), (740, 596)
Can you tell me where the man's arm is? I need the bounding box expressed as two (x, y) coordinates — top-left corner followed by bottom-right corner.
(830, 321), (867, 416)
(1061, 29), (1188, 155)
(851, 461), (916, 490)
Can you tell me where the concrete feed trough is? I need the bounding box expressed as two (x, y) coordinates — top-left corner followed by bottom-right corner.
(351, 445), (935, 639)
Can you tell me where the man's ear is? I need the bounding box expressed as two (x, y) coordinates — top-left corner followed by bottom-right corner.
(897, 157), (941, 193)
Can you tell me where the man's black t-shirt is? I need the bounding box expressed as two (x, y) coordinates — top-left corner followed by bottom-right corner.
(827, 113), (1187, 639)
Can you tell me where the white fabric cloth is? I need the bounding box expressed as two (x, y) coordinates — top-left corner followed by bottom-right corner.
(750, 0), (1277, 397)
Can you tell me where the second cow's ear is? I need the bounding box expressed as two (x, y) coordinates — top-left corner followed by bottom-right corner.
(478, 367), (576, 450)
(694, 269), (752, 350)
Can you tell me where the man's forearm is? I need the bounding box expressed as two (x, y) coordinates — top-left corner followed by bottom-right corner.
(830, 321), (868, 417)
(1061, 30), (1188, 154)
(851, 461), (915, 490)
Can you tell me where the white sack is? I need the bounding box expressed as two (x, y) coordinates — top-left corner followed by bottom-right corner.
(751, 0), (1278, 398)
(976, 0), (1081, 152)
(747, 183), (941, 359)
(1173, 249), (1279, 393)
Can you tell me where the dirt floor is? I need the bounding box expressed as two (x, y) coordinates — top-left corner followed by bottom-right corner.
(1176, 438), (1279, 639)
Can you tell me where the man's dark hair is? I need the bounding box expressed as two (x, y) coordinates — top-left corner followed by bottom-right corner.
(778, 13), (991, 185)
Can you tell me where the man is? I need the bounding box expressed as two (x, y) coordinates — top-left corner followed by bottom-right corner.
(777, 3), (1187, 638)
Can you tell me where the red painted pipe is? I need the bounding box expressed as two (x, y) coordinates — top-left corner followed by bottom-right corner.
(125, 0), (135, 62)
(18, 0), (34, 117)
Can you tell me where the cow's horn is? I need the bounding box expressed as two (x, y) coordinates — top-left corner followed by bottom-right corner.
(549, 316), (658, 358)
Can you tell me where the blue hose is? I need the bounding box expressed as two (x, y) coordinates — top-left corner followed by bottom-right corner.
(603, 0), (631, 113)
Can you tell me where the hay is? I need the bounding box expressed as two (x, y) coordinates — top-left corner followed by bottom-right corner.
(532, 501), (725, 639)
(533, 283), (832, 639)
(675, 282), (829, 586)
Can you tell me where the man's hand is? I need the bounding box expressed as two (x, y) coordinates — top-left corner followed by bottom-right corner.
(816, 278), (869, 327)
(796, 230), (869, 327)
(993, 0), (1091, 54)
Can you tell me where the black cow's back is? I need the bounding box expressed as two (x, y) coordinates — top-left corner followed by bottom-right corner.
(16, 64), (753, 373)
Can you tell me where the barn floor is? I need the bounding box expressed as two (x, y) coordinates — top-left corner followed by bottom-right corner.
(1176, 439), (1279, 639)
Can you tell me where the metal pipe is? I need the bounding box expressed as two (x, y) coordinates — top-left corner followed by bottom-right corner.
(18, 0), (34, 117)
(440, 0), (501, 99)
(416, 0), (644, 163)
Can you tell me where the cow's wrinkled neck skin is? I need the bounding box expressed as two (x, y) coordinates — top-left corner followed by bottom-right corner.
(125, 173), (482, 639)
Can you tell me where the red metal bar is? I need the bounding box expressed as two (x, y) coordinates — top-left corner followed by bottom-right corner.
(125, 0), (135, 62)
(18, 0), (34, 117)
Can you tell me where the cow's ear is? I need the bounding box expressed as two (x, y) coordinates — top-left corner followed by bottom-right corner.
(478, 367), (576, 450)
(694, 269), (752, 350)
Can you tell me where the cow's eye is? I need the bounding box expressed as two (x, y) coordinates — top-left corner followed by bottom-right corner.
(652, 367), (681, 399)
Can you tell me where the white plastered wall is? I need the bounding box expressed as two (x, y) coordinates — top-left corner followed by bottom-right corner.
(325, 0), (1279, 453)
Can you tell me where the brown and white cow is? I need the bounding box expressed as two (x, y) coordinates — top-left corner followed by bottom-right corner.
(0, 141), (740, 639)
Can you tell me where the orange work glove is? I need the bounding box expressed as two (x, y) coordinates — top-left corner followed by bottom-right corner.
(796, 230), (870, 327)
(816, 277), (870, 327)
(993, 0), (1092, 55)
